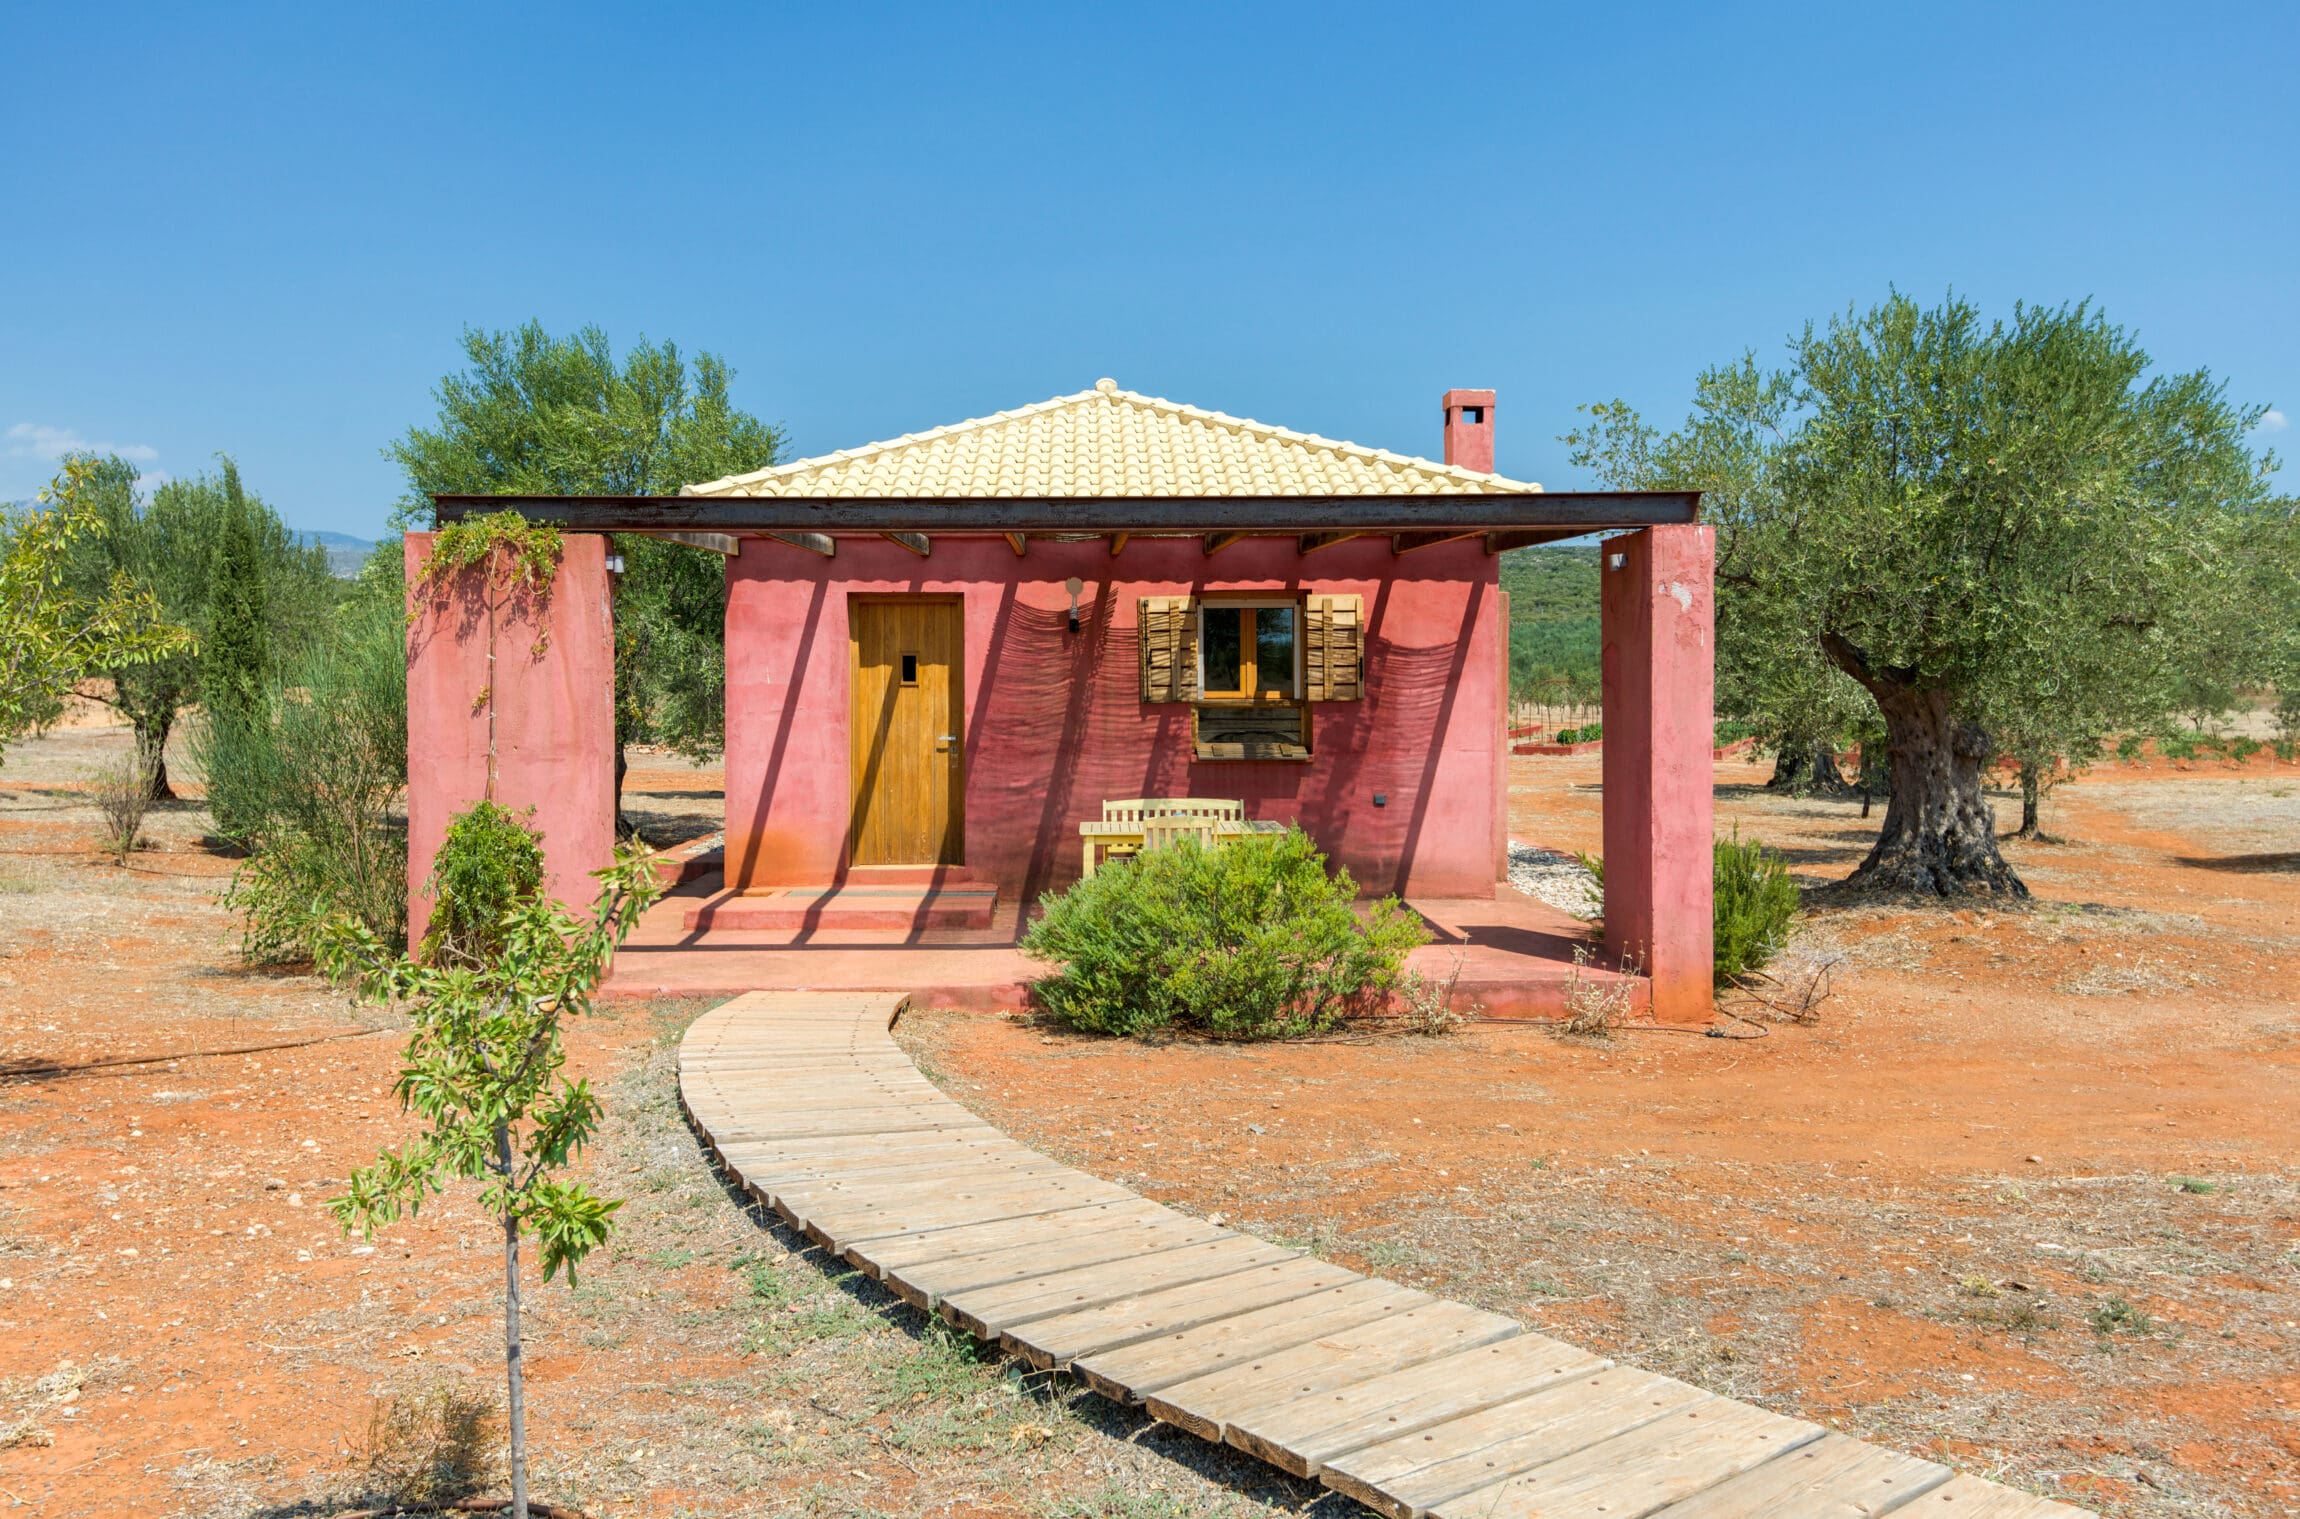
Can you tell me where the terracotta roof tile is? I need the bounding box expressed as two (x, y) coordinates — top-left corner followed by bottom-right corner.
(683, 379), (1538, 499)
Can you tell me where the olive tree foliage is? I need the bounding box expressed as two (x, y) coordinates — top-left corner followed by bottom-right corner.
(0, 461), (194, 763)
(65, 455), (335, 800)
(1567, 360), (1870, 797)
(389, 322), (784, 829)
(1571, 293), (2275, 896)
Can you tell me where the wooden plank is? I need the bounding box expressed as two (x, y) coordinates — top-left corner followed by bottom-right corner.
(1233, 1332), (1609, 1477)
(1145, 1301), (1523, 1442)
(1298, 530), (1362, 554)
(1322, 1366), (1709, 1519)
(1004, 532), (1027, 556)
(1109, 532), (1130, 556)
(1003, 1257), (1363, 1370)
(879, 1212), (1234, 1311)
(1073, 1278), (1421, 1403)
(785, 1175), (1134, 1250)
(882, 531), (931, 557)
(1646, 1431), (1950, 1518)
(940, 1234), (1301, 1337)
(844, 1198), (1178, 1278)
(1203, 531), (1253, 555)
(1890, 1475), (2092, 1519)
(1428, 1398), (1823, 1519)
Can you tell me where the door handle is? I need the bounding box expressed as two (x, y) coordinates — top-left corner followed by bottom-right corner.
(936, 734), (957, 752)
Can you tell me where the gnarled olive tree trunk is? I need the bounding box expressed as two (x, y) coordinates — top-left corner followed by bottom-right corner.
(1766, 736), (1859, 798)
(1821, 634), (2027, 898)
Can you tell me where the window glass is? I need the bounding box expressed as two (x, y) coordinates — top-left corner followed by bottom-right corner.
(1203, 608), (1244, 693)
(1255, 606), (1297, 696)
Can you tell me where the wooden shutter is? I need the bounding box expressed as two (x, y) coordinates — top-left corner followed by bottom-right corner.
(1304, 594), (1364, 701)
(1138, 596), (1200, 702)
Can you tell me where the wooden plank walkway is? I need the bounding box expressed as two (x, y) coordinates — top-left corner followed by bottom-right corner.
(679, 992), (2091, 1519)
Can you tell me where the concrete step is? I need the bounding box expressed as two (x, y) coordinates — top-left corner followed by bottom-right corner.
(684, 883), (999, 932)
(839, 864), (993, 888)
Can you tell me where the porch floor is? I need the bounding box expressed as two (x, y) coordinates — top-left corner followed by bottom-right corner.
(605, 874), (1643, 1019)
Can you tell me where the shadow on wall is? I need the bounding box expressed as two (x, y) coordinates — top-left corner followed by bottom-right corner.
(738, 577), (830, 887)
(963, 576), (1491, 905)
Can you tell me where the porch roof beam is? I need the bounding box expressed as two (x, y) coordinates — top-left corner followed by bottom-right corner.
(883, 531), (931, 558)
(430, 490), (1700, 535)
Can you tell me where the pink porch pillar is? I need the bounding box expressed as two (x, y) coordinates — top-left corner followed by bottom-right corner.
(1599, 524), (1716, 1022)
(404, 532), (616, 946)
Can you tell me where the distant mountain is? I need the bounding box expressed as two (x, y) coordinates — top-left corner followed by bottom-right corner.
(294, 530), (377, 578)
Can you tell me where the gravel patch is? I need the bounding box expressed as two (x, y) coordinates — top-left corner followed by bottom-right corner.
(1507, 842), (1600, 919)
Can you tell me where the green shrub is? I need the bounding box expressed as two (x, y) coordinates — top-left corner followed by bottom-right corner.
(420, 799), (546, 965)
(211, 598), (409, 962)
(1713, 831), (1798, 986)
(1021, 827), (1429, 1038)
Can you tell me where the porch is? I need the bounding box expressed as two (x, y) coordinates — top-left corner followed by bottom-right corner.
(601, 862), (1643, 1018)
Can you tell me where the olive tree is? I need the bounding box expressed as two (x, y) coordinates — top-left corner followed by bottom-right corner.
(1573, 293), (2274, 896)
(1, 461), (193, 762)
(389, 322), (783, 830)
(66, 455), (335, 799)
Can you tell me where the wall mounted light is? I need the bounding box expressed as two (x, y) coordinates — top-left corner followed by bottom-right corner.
(1065, 577), (1083, 634)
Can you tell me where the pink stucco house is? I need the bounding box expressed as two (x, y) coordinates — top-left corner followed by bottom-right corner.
(409, 381), (1715, 1018)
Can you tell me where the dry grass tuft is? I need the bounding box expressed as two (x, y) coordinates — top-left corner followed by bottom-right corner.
(86, 752), (154, 865)
(351, 1379), (505, 1510)
(1556, 946), (1638, 1038)
(1395, 950), (1471, 1036)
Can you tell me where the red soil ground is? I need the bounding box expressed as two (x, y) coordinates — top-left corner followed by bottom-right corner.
(1, 723), (2294, 1517)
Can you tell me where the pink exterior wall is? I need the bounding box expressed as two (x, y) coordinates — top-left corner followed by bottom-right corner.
(1599, 524), (1717, 1022)
(405, 532), (616, 946)
(723, 534), (1506, 904)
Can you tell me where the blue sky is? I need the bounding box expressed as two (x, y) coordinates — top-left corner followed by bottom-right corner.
(4, 2), (2293, 536)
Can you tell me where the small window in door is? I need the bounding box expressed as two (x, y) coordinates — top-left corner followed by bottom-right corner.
(1198, 603), (1299, 701)
(900, 653), (919, 686)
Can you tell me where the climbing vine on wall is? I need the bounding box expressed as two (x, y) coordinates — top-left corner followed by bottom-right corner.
(411, 510), (568, 798)
(411, 510), (564, 611)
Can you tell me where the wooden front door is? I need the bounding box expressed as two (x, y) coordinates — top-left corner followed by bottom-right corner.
(849, 598), (965, 866)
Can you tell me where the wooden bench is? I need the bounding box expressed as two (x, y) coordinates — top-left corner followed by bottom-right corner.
(1080, 798), (1245, 877)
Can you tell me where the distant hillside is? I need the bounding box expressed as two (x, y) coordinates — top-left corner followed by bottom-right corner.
(1497, 543), (1599, 691)
(294, 530), (376, 578)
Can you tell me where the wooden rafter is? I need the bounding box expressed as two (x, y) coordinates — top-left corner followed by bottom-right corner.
(761, 531), (835, 557)
(632, 530), (739, 556)
(1298, 531), (1361, 555)
(1202, 532), (1251, 556)
(1389, 533), (1481, 556)
(1004, 532), (1027, 556)
(1485, 527), (1590, 554)
(1109, 533), (1130, 557)
(883, 532), (931, 558)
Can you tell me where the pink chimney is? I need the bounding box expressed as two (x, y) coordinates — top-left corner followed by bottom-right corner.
(1442, 388), (1496, 475)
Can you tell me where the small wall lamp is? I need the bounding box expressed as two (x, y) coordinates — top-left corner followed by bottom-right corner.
(1065, 577), (1084, 634)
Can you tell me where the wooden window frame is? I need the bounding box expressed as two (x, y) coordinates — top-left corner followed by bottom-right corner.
(1195, 598), (1303, 705)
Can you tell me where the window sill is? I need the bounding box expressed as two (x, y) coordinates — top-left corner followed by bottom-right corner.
(1192, 702), (1308, 762)
(1193, 742), (1313, 763)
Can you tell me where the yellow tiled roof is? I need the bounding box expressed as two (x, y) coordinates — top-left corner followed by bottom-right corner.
(683, 378), (1540, 499)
